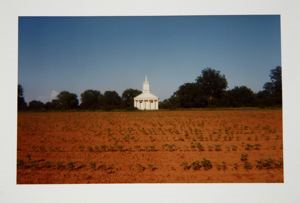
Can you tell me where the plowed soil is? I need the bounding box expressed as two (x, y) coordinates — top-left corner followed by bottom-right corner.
(17, 109), (283, 183)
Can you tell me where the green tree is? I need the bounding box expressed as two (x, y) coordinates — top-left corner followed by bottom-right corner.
(56, 91), (79, 110)
(18, 84), (27, 111)
(227, 86), (254, 107)
(159, 95), (180, 109)
(174, 83), (206, 107)
(263, 66), (282, 106)
(28, 100), (45, 111)
(122, 88), (141, 109)
(80, 90), (103, 110)
(195, 68), (228, 106)
(103, 91), (122, 110)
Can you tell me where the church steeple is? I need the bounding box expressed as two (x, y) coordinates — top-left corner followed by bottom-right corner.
(143, 75), (150, 93)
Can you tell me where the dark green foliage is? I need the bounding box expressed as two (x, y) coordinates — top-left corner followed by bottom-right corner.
(243, 161), (253, 170)
(201, 158), (213, 170)
(45, 100), (61, 110)
(103, 91), (122, 110)
(191, 161), (202, 170)
(226, 86), (254, 107)
(256, 66), (282, 107)
(122, 88), (141, 109)
(196, 68), (228, 106)
(160, 68), (228, 108)
(28, 100), (45, 111)
(18, 84), (27, 111)
(174, 83), (206, 107)
(181, 158), (213, 171)
(191, 142), (205, 151)
(256, 158), (283, 169)
(56, 91), (79, 109)
(159, 95), (179, 109)
(43, 91), (79, 110)
(80, 89), (103, 109)
(240, 153), (248, 162)
(67, 161), (76, 170)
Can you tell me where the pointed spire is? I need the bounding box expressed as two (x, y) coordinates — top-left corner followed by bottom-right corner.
(143, 75), (150, 93)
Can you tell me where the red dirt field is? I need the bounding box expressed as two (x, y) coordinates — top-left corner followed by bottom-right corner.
(17, 109), (283, 183)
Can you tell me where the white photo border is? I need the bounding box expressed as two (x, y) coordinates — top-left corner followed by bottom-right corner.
(1, 0), (300, 202)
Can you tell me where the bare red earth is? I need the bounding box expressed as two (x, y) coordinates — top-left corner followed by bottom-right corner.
(17, 109), (283, 183)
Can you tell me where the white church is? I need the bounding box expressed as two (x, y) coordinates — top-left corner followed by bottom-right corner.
(134, 76), (159, 110)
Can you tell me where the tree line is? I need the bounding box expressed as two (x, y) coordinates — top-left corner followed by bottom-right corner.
(18, 88), (141, 111)
(18, 66), (282, 111)
(160, 66), (282, 109)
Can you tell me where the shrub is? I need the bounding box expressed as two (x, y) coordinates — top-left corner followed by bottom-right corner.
(181, 159), (213, 171)
(240, 153), (248, 162)
(244, 161), (253, 170)
(256, 158), (283, 169)
(163, 144), (176, 151)
(67, 161), (76, 170)
(191, 142), (205, 151)
(201, 159), (213, 170)
(191, 161), (202, 170)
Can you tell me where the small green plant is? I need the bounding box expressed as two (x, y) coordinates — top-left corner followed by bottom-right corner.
(145, 145), (156, 152)
(201, 159), (213, 170)
(44, 161), (52, 168)
(183, 158), (213, 171)
(163, 144), (176, 152)
(191, 142), (205, 151)
(67, 161), (76, 170)
(256, 158), (283, 169)
(244, 161), (253, 170)
(180, 161), (191, 170)
(191, 161), (202, 170)
(90, 161), (97, 170)
(240, 153), (248, 162)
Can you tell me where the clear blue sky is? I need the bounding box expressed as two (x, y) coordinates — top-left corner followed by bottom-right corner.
(18, 16), (281, 103)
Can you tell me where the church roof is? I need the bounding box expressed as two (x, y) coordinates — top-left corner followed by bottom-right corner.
(134, 92), (158, 100)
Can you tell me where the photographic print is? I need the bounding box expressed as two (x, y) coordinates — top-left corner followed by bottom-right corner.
(17, 16), (283, 184)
